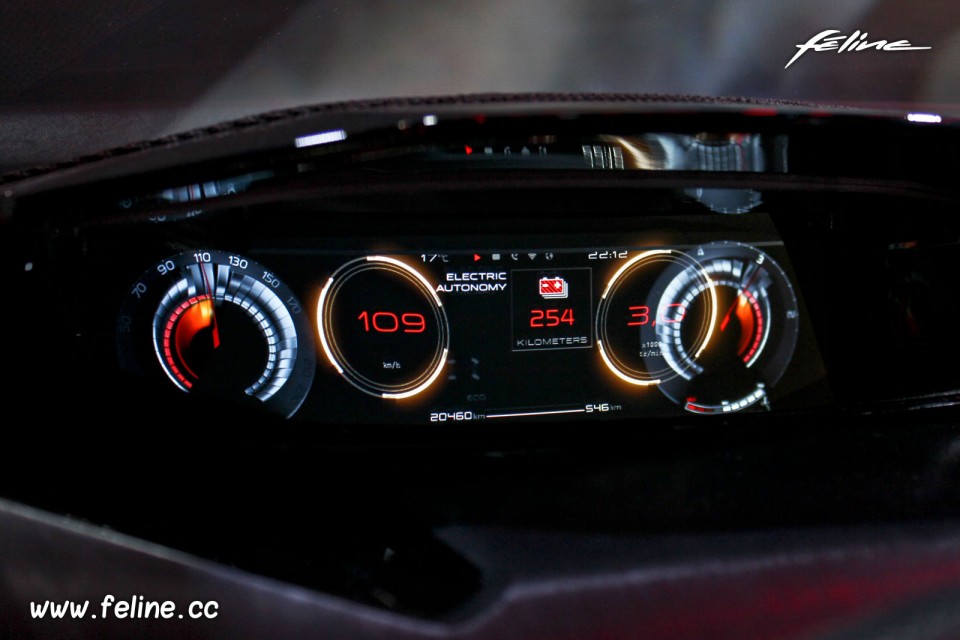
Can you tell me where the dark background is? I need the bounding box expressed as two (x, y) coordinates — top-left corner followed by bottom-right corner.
(2, 0), (957, 171)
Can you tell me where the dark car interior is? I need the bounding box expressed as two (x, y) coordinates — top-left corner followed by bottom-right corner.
(4, 94), (960, 638)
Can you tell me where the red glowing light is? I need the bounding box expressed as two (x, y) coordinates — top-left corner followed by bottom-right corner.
(357, 311), (426, 334)
(529, 308), (575, 328)
(627, 304), (685, 327)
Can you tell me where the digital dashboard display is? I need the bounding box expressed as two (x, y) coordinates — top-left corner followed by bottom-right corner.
(117, 220), (828, 425)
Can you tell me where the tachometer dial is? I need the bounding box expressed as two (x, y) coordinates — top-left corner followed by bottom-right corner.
(117, 250), (315, 418)
(317, 256), (450, 399)
(650, 242), (799, 413)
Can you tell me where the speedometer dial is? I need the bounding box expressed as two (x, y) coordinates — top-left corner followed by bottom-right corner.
(117, 250), (316, 418)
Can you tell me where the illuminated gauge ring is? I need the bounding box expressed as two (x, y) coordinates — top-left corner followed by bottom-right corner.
(653, 242), (800, 415)
(317, 256), (450, 400)
(118, 250), (316, 419)
(596, 250), (717, 386)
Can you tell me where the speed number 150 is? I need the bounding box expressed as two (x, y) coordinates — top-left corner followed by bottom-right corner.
(357, 310), (426, 333)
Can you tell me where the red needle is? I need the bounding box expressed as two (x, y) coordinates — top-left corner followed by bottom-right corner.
(720, 264), (761, 332)
(199, 263), (221, 348)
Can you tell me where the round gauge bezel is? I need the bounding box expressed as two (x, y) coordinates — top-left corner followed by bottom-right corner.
(117, 249), (316, 418)
(316, 256), (450, 400)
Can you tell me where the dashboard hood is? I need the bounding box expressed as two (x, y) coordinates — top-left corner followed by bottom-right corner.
(0, 93), (881, 196)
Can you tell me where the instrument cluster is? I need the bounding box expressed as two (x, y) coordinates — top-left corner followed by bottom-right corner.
(110, 216), (827, 425)
(15, 103), (960, 431)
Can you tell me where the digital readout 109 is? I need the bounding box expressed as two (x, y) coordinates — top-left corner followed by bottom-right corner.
(357, 311), (426, 333)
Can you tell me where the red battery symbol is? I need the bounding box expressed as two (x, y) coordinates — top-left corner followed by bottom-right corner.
(539, 276), (569, 299)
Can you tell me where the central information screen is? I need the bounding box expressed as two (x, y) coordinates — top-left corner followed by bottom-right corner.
(258, 227), (827, 424)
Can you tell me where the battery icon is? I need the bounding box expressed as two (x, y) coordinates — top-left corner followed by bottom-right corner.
(539, 276), (569, 299)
